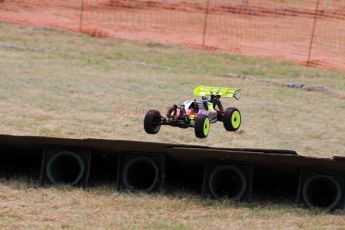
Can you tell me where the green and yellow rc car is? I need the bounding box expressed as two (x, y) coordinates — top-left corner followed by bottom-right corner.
(144, 85), (241, 138)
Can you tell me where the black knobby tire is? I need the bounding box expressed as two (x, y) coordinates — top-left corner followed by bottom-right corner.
(223, 107), (241, 131)
(195, 115), (210, 138)
(144, 110), (161, 134)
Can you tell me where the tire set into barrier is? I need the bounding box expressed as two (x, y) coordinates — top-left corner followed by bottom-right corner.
(202, 161), (253, 202)
(118, 155), (165, 192)
(1, 133), (343, 212)
(297, 172), (344, 211)
(41, 148), (91, 187)
(39, 148), (345, 211)
(41, 148), (165, 193)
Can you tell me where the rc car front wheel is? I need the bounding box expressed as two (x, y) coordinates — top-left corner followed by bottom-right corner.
(144, 110), (161, 134)
(223, 107), (241, 131)
(195, 115), (210, 138)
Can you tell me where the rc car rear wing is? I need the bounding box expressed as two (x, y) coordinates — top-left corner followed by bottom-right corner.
(193, 85), (241, 100)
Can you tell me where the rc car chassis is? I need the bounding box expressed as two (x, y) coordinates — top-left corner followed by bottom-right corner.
(144, 85), (241, 138)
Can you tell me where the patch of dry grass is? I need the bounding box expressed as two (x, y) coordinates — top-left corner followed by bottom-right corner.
(1, 21), (345, 229)
(1, 180), (345, 230)
(0, 22), (344, 157)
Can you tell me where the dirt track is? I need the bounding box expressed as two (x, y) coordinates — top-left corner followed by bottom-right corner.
(0, 0), (344, 70)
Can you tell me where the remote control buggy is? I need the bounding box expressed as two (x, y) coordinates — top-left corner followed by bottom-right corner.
(144, 85), (241, 138)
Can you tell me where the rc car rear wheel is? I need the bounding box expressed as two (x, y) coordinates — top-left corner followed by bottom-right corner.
(144, 110), (161, 134)
(195, 115), (210, 138)
(223, 107), (241, 131)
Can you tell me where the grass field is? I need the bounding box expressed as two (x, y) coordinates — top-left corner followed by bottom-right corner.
(1, 22), (345, 229)
(1, 179), (345, 230)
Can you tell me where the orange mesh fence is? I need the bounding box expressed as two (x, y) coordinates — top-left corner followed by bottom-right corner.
(0, 0), (82, 31)
(1, 0), (345, 71)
